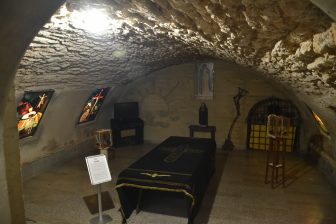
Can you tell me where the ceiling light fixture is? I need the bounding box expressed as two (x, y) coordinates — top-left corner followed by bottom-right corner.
(70, 8), (111, 34)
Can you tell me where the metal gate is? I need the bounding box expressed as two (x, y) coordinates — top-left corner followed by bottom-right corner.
(246, 97), (301, 151)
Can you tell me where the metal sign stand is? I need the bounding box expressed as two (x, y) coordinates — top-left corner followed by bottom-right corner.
(89, 184), (112, 224)
(86, 154), (113, 224)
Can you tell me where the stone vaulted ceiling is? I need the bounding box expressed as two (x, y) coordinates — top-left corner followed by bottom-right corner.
(16, 0), (336, 109)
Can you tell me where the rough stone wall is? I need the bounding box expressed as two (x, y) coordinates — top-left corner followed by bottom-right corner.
(15, 3), (201, 91)
(115, 61), (295, 149)
(15, 0), (336, 131)
(110, 0), (336, 111)
(13, 0), (336, 182)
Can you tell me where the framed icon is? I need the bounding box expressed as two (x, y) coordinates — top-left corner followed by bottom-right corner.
(195, 62), (214, 100)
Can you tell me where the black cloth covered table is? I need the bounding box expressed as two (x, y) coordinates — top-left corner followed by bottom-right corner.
(116, 136), (216, 224)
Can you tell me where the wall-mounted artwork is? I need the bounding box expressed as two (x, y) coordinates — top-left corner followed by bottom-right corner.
(305, 104), (329, 136)
(311, 111), (329, 135)
(195, 62), (214, 100)
(17, 90), (54, 139)
(78, 87), (110, 124)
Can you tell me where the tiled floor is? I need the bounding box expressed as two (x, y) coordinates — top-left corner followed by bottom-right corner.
(23, 144), (336, 224)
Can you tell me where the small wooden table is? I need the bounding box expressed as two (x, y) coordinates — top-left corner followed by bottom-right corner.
(189, 125), (216, 140)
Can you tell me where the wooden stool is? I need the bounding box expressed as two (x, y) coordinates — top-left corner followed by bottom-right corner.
(265, 137), (286, 188)
(264, 115), (290, 188)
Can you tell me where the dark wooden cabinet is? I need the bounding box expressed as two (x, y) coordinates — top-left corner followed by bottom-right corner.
(111, 102), (144, 147)
(110, 118), (144, 147)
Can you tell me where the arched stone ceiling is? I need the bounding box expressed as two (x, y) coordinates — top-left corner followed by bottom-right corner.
(16, 0), (336, 110)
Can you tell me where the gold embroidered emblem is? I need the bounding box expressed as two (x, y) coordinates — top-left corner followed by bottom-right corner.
(140, 172), (171, 178)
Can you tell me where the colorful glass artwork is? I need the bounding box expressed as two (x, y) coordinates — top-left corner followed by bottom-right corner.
(78, 87), (110, 124)
(17, 90), (54, 139)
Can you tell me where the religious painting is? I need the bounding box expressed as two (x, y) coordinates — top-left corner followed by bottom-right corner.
(78, 87), (110, 124)
(311, 111), (329, 135)
(17, 90), (54, 139)
(195, 62), (214, 100)
(305, 104), (329, 135)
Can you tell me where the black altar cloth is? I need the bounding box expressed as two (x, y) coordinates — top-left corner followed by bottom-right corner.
(116, 136), (216, 223)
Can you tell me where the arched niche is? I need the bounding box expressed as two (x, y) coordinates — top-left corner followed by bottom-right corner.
(246, 97), (301, 152)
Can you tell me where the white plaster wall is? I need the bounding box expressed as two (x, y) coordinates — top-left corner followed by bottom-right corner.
(116, 60), (299, 149)
(114, 60), (336, 187)
(14, 60), (336, 186)
(16, 60), (331, 163)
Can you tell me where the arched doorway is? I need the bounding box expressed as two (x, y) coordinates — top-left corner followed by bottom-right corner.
(246, 97), (301, 152)
(0, 0), (65, 222)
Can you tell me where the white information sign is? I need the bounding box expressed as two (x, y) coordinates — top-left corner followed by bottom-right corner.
(85, 154), (112, 185)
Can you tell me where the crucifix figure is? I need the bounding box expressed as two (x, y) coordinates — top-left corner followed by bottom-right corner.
(223, 87), (248, 150)
(37, 93), (47, 109)
(159, 145), (202, 163)
(90, 89), (104, 114)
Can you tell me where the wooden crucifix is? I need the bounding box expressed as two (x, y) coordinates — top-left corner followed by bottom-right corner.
(222, 87), (248, 150)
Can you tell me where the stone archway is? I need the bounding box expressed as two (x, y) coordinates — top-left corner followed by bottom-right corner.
(0, 1), (65, 223)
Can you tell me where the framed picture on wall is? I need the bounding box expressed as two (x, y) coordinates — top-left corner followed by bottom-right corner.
(305, 104), (329, 136)
(17, 90), (54, 139)
(78, 87), (110, 124)
(195, 62), (214, 100)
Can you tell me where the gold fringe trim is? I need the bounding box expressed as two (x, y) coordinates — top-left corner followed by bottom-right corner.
(117, 177), (192, 190)
(115, 183), (195, 207)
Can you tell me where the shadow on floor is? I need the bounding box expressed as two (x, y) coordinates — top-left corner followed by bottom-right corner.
(138, 190), (190, 217)
(194, 152), (229, 224)
(285, 159), (313, 188)
(83, 191), (115, 214)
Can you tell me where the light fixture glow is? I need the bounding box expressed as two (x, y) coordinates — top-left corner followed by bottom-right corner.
(70, 8), (111, 34)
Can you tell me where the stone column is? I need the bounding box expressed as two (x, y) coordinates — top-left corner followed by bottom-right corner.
(0, 120), (11, 224)
(0, 84), (25, 224)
